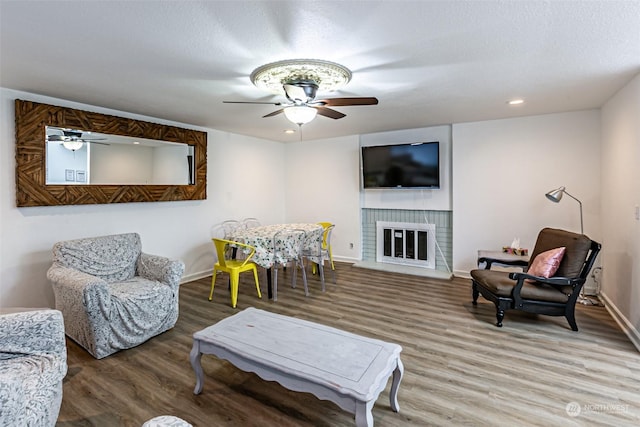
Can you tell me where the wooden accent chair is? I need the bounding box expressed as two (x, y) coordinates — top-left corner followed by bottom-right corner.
(471, 228), (601, 331)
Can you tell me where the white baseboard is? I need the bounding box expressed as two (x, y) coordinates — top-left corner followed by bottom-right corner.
(332, 255), (360, 264)
(180, 270), (212, 285)
(599, 291), (640, 352)
(454, 269), (471, 279)
(353, 260), (453, 280)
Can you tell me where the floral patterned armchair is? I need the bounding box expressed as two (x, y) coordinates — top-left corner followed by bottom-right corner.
(47, 233), (185, 359)
(0, 308), (67, 426)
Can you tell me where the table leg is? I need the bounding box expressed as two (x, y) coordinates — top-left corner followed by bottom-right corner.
(389, 358), (404, 412)
(189, 340), (204, 394)
(267, 267), (272, 299)
(355, 400), (375, 427)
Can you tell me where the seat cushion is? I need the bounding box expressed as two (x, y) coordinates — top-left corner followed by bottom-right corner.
(471, 269), (569, 303)
(106, 278), (177, 350)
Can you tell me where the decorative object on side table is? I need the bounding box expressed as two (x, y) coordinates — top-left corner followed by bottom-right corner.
(502, 247), (529, 256)
(502, 237), (528, 256)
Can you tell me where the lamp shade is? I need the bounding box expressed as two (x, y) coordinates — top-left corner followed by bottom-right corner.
(545, 186), (565, 203)
(545, 186), (584, 234)
(283, 106), (317, 125)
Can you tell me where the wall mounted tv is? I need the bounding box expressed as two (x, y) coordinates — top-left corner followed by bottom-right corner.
(361, 141), (440, 189)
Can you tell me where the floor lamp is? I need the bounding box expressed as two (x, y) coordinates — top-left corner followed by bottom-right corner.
(545, 186), (601, 305)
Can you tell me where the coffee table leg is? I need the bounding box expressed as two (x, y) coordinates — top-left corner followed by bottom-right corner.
(190, 339), (204, 394)
(389, 358), (404, 412)
(355, 400), (375, 427)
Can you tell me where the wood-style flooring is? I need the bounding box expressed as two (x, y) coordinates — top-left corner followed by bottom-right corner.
(57, 262), (640, 426)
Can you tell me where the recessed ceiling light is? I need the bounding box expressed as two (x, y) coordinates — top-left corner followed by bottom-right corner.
(284, 129), (296, 134)
(508, 99), (524, 105)
(133, 141), (140, 144)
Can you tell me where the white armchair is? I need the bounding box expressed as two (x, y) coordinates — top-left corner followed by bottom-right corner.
(47, 233), (185, 359)
(0, 308), (67, 426)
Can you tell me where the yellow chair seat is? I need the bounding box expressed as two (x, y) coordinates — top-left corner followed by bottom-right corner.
(209, 238), (261, 308)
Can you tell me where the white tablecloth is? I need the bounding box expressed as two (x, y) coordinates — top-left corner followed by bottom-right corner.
(229, 223), (323, 269)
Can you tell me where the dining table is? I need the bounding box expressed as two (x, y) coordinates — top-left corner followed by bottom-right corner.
(228, 223), (324, 299)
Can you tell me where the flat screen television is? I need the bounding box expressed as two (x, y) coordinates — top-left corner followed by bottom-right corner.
(361, 141), (440, 189)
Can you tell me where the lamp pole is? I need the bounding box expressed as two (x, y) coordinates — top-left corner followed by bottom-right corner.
(561, 189), (583, 234)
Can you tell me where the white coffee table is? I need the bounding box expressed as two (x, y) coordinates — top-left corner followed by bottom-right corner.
(190, 307), (403, 427)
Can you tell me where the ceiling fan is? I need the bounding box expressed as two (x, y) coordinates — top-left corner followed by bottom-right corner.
(224, 80), (378, 124)
(46, 127), (110, 151)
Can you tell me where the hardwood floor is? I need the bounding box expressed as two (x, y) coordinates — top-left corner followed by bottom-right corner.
(57, 262), (640, 426)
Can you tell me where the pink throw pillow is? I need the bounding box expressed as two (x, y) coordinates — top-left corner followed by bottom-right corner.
(527, 247), (566, 282)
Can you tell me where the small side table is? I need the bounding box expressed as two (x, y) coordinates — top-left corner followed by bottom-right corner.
(477, 250), (529, 270)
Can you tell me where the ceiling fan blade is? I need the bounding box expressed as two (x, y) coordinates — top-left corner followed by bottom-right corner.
(223, 100), (284, 105)
(314, 97), (379, 107)
(263, 109), (284, 118)
(314, 106), (346, 120)
(85, 141), (110, 146)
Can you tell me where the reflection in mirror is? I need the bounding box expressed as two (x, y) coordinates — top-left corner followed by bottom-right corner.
(45, 126), (195, 185)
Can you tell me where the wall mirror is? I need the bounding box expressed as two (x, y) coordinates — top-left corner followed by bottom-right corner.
(15, 100), (207, 206)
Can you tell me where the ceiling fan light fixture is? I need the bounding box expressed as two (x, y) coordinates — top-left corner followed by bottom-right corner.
(250, 59), (352, 95)
(283, 106), (317, 125)
(62, 139), (83, 151)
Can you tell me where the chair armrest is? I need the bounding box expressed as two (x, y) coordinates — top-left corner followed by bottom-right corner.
(137, 253), (185, 288)
(47, 264), (112, 331)
(0, 309), (66, 359)
(478, 257), (529, 270)
(47, 264), (109, 294)
(508, 272), (582, 286)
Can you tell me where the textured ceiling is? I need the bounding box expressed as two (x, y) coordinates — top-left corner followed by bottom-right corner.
(1, 1), (639, 142)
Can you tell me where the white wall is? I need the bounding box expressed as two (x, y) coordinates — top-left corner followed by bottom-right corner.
(46, 142), (88, 184)
(600, 72), (640, 348)
(284, 135), (362, 262)
(360, 125), (452, 211)
(0, 88), (286, 307)
(151, 145), (190, 185)
(90, 143), (153, 184)
(452, 111), (602, 277)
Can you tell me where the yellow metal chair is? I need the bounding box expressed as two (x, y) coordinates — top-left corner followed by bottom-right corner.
(318, 222), (335, 270)
(209, 238), (261, 308)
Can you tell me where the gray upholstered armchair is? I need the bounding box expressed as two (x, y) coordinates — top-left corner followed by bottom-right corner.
(0, 308), (67, 426)
(47, 233), (185, 359)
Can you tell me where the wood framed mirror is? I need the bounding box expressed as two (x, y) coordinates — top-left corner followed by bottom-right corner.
(15, 99), (207, 206)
